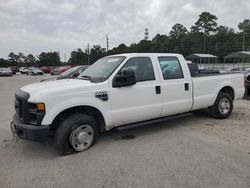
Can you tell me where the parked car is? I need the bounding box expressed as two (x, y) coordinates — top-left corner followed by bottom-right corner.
(12, 53), (245, 154)
(0, 67), (12, 76)
(245, 72), (250, 95)
(224, 67), (247, 73)
(19, 67), (28, 74)
(40, 65), (89, 82)
(51, 66), (72, 75)
(40, 66), (51, 74)
(26, 67), (44, 75)
(9, 66), (19, 74)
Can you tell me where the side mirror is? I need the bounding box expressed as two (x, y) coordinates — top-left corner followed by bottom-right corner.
(113, 69), (136, 87)
(71, 72), (80, 77)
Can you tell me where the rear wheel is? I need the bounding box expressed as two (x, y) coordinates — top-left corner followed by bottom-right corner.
(55, 113), (98, 155)
(209, 92), (233, 119)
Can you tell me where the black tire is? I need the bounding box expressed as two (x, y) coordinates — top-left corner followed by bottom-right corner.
(209, 92), (233, 119)
(55, 113), (98, 155)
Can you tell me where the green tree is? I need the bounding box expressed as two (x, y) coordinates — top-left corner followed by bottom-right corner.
(151, 34), (170, 52)
(38, 52), (60, 66)
(169, 23), (188, 39)
(68, 48), (88, 65)
(135, 40), (152, 52)
(90, 45), (106, 64)
(195, 12), (218, 34)
(8, 52), (15, 62)
(110, 43), (128, 54)
(0, 58), (7, 67)
(194, 12), (218, 53)
(27, 54), (36, 66)
(238, 19), (250, 31)
(238, 19), (250, 51)
(18, 52), (26, 63)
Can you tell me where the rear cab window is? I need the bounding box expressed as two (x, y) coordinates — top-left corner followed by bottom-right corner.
(158, 57), (184, 80)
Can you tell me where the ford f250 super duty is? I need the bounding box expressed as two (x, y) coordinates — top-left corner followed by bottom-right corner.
(12, 53), (245, 154)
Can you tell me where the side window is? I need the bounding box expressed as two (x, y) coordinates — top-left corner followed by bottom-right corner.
(158, 57), (184, 80)
(119, 57), (155, 82)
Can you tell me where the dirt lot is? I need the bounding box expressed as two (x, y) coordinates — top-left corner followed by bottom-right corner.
(0, 75), (250, 188)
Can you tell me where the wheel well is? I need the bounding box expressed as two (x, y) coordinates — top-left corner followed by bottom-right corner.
(51, 106), (106, 132)
(246, 75), (250, 82)
(219, 86), (234, 100)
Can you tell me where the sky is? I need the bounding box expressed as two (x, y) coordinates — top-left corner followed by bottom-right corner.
(0, 0), (249, 61)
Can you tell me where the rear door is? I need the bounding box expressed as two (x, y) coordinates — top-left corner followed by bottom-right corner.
(157, 56), (192, 116)
(110, 56), (162, 126)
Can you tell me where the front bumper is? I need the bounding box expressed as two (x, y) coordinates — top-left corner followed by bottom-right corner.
(12, 114), (50, 141)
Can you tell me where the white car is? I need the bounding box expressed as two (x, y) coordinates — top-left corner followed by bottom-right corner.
(0, 67), (12, 76)
(19, 67), (28, 74)
(25, 67), (44, 75)
(12, 53), (245, 154)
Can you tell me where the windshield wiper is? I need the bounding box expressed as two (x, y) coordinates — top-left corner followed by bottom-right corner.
(80, 75), (92, 81)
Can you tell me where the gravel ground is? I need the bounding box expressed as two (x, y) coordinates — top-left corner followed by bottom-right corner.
(0, 74), (250, 188)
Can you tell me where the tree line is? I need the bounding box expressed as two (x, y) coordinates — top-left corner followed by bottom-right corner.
(0, 12), (249, 67)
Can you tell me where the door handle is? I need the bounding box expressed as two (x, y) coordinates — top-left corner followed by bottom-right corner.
(184, 83), (189, 91)
(155, 86), (161, 94)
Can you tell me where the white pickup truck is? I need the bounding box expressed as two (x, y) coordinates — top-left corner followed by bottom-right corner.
(12, 53), (245, 154)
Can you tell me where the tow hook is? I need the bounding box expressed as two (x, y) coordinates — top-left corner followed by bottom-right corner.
(9, 121), (19, 142)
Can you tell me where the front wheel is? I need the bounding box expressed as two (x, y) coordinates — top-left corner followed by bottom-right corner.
(55, 113), (98, 155)
(209, 92), (233, 119)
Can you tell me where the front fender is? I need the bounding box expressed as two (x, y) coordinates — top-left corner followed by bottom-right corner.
(41, 97), (113, 128)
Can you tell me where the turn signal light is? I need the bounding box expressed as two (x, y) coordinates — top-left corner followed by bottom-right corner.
(36, 103), (45, 111)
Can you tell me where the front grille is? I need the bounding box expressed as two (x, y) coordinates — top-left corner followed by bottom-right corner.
(15, 96), (26, 122)
(14, 89), (30, 123)
(14, 89), (45, 125)
(19, 100), (23, 118)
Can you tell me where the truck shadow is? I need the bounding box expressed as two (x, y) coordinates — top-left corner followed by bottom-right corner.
(17, 110), (213, 158)
(99, 113), (198, 142)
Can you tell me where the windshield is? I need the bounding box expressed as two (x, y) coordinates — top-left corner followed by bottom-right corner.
(61, 66), (80, 76)
(78, 56), (125, 82)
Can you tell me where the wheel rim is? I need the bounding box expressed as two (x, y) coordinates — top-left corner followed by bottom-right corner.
(69, 124), (94, 151)
(219, 97), (230, 115)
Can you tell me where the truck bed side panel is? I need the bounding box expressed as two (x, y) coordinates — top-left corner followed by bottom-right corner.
(191, 73), (244, 111)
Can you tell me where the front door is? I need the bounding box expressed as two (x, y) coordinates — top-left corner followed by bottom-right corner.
(110, 57), (162, 126)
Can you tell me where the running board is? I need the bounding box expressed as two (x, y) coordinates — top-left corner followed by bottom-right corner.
(116, 113), (193, 131)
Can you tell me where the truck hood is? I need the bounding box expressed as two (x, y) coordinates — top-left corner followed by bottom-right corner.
(20, 79), (94, 102)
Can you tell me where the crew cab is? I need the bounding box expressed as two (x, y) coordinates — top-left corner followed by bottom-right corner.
(12, 53), (245, 154)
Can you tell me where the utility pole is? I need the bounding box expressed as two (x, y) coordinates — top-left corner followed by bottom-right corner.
(106, 34), (109, 55)
(87, 43), (90, 65)
(215, 43), (218, 55)
(203, 28), (206, 53)
(242, 24), (246, 51)
(144, 28), (149, 40)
